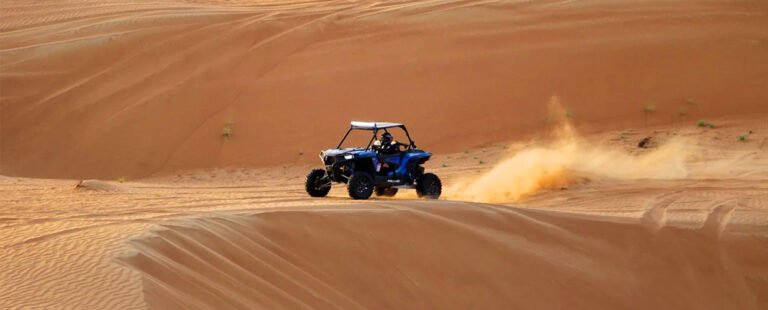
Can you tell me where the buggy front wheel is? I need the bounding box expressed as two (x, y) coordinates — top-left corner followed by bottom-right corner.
(306, 168), (331, 197)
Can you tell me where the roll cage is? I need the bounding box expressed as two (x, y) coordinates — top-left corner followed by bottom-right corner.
(336, 121), (417, 150)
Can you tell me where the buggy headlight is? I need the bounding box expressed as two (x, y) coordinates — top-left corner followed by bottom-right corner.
(344, 154), (354, 160)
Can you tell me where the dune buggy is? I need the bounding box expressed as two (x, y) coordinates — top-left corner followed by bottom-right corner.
(305, 121), (442, 200)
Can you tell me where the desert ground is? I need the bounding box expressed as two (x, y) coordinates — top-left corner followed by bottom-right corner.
(2, 0), (768, 309)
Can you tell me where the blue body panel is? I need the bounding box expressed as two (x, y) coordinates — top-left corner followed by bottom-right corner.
(322, 148), (431, 181)
(394, 151), (431, 176)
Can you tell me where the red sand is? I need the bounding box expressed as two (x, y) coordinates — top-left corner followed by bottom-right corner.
(2, 0), (767, 179)
(2, 1), (768, 309)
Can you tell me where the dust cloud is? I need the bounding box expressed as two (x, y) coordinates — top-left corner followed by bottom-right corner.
(447, 97), (690, 203)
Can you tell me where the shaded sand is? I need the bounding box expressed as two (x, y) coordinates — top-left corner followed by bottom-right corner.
(2, 0), (768, 179)
(124, 203), (768, 309)
(2, 117), (768, 308)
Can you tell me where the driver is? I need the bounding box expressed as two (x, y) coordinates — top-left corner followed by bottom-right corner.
(376, 132), (401, 155)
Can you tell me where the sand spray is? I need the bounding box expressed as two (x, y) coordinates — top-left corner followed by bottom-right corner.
(446, 97), (690, 203)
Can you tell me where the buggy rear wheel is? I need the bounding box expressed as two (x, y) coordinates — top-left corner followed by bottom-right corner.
(347, 172), (374, 200)
(416, 173), (442, 199)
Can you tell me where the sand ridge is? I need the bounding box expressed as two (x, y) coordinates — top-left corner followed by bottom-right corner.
(122, 201), (768, 309)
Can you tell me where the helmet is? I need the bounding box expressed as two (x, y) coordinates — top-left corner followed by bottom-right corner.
(381, 132), (392, 144)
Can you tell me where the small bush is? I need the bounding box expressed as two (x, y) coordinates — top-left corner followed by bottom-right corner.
(117, 177), (126, 183)
(642, 103), (656, 126)
(696, 119), (715, 128)
(738, 134), (748, 142)
(222, 122), (233, 139)
(643, 104), (656, 113)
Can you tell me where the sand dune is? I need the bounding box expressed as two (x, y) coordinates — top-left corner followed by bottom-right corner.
(124, 202), (768, 309)
(3, 118), (768, 308)
(2, 0), (768, 309)
(2, 0), (768, 179)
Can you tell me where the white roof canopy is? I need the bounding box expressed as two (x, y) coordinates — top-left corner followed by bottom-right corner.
(350, 121), (403, 130)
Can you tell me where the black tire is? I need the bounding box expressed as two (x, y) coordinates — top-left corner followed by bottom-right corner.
(416, 173), (442, 199)
(347, 171), (374, 200)
(375, 187), (399, 197)
(306, 168), (331, 197)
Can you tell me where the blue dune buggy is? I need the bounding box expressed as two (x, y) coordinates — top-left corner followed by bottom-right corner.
(305, 121), (442, 200)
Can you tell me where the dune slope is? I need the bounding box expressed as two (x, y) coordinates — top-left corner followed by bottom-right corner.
(2, 0), (768, 178)
(124, 202), (768, 309)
